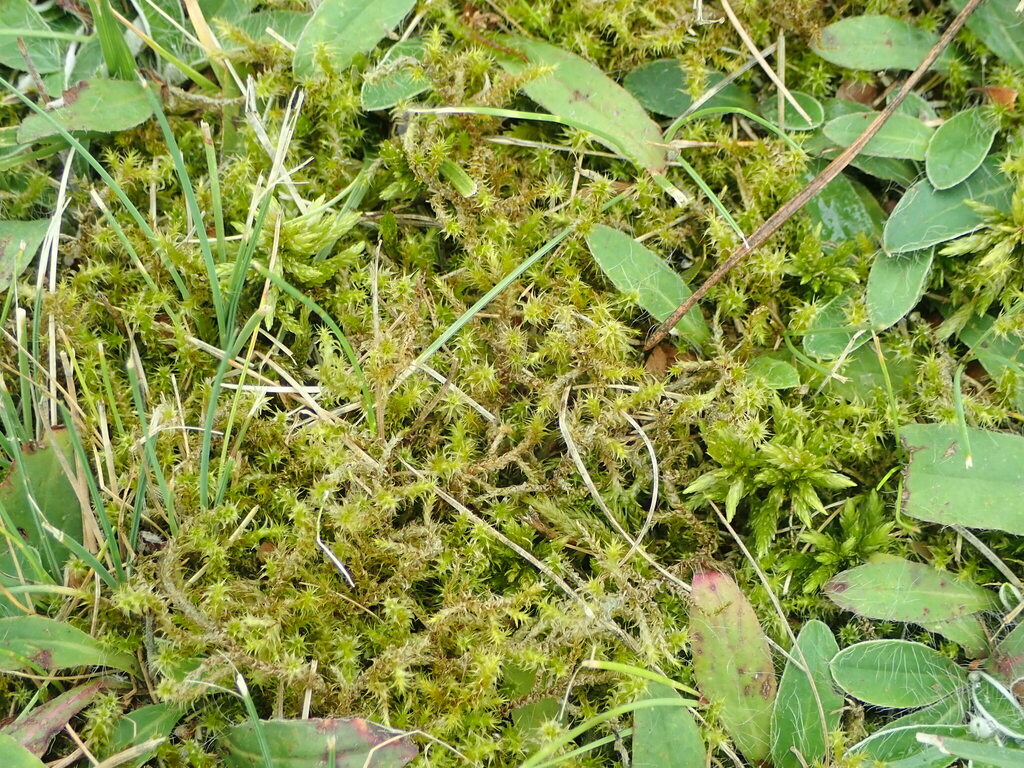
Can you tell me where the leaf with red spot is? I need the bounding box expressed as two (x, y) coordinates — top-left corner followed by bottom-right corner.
(222, 717), (417, 768)
(689, 570), (777, 764)
(0, 616), (137, 675)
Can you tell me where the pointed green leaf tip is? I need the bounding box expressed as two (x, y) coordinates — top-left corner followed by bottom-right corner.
(586, 224), (709, 347)
(689, 570), (776, 764)
(494, 35), (667, 172)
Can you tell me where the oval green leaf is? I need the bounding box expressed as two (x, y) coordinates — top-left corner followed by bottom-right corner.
(951, 0), (1024, 68)
(958, 314), (1024, 412)
(0, 0), (65, 73)
(884, 156), (1013, 253)
(623, 61), (756, 117)
(747, 355), (800, 390)
(0, 735), (47, 768)
(18, 79), (154, 143)
(802, 292), (867, 361)
(361, 39), (429, 111)
(0, 219), (49, 292)
(586, 224), (709, 346)
(222, 717), (417, 768)
(770, 620), (843, 768)
(495, 36), (667, 172)
(849, 723), (967, 768)
(0, 616), (137, 675)
(823, 112), (932, 160)
(926, 108), (998, 190)
(825, 558), (995, 625)
(830, 639), (966, 708)
(902, 423), (1024, 534)
(633, 682), (705, 768)
(914, 732), (1024, 768)
(103, 703), (185, 767)
(803, 161), (886, 243)
(811, 15), (952, 72)
(293, 0), (415, 78)
(866, 248), (934, 330)
(759, 91), (824, 131)
(689, 570), (776, 764)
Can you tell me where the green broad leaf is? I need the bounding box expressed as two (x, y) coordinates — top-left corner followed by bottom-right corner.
(230, 11), (311, 45)
(884, 156), (1013, 253)
(0, 429), (83, 614)
(830, 640), (966, 708)
(827, 342), (914, 401)
(958, 314), (1024, 411)
(747, 355), (800, 389)
(103, 703), (184, 767)
(866, 248), (934, 330)
(221, 717), (417, 768)
(0, 681), (106, 757)
(989, 622), (1024, 688)
(0, 735), (47, 768)
(770, 620), (843, 768)
(293, 0), (416, 78)
(823, 112), (933, 160)
(970, 671), (1024, 740)
(0, 0), (65, 73)
(902, 423), (1024, 534)
(825, 558), (995, 625)
(689, 570), (777, 764)
(915, 732), (1024, 767)
(803, 161), (886, 243)
(888, 695), (968, 730)
(623, 61), (756, 117)
(759, 91), (824, 131)
(850, 155), (919, 186)
(0, 219), (49, 291)
(632, 682), (705, 768)
(361, 39), (429, 111)
(917, 613), (990, 658)
(811, 15), (952, 72)
(893, 90), (940, 123)
(17, 79), (154, 143)
(0, 616), (137, 675)
(951, 0), (1024, 68)
(926, 108), (998, 190)
(802, 292), (867, 360)
(585, 225), (709, 346)
(495, 36), (667, 172)
(849, 724), (967, 768)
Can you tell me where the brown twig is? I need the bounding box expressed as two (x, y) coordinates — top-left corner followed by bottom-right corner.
(645, 0), (985, 351)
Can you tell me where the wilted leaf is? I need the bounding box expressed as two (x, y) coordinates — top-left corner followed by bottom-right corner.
(623, 60), (756, 117)
(0, 219), (49, 292)
(689, 570), (776, 764)
(830, 639), (966, 708)
(902, 423), (1024, 534)
(585, 225), (709, 346)
(632, 682), (704, 768)
(866, 248), (933, 330)
(495, 36), (667, 172)
(293, 0), (416, 78)
(18, 79), (154, 142)
(811, 15), (953, 71)
(222, 717), (417, 768)
(770, 620), (843, 768)
(825, 558), (995, 625)
(361, 39), (429, 111)
(0, 681), (106, 756)
(926, 108), (997, 190)
(823, 111), (932, 160)
(884, 156), (1013, 253)
(951, 0), (1024, 68)
(0, 616), (137, 675)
